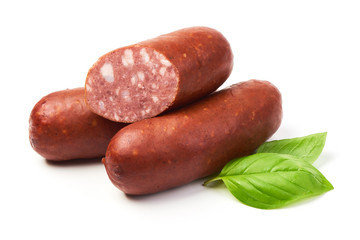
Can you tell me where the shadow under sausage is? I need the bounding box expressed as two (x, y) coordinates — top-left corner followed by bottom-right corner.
(125, 183), (196, 203)
(45, 157), (103, 167)
(124, 177), (224, 203)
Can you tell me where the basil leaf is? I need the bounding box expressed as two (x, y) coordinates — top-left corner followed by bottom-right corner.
(205, 153), (333, 209)
(256, 132), (327, 163)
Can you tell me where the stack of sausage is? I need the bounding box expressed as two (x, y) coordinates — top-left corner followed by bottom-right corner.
(29, 27), (282, 195)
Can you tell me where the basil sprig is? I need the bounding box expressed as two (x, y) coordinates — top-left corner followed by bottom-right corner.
(204, 133), (333, 209)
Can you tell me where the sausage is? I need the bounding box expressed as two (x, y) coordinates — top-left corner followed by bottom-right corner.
(29, 88), (127, 161)
(103, 80), (282, 195)
(85, 26), (233, 123)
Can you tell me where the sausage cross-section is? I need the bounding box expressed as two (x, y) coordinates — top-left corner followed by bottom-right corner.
(104, 80), (283, 195)
(85, 26), (233, 123)
(29, 88), (127, 161)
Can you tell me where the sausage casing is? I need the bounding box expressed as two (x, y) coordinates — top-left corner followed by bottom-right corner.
(29, 88), (127, 160)
(104, 80), (282, 195)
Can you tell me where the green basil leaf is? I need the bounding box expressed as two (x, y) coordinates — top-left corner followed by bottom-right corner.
(256, 132), (327, 163)
(205, 153), (333, 209)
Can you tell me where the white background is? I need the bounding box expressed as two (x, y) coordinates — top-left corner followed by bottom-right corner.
(1, 0), (359, 239)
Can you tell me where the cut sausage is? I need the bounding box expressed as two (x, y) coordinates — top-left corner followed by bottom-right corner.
(104, 80), (282, 195)
(29, 88), (127, 161)
(85, 26), (233, 123)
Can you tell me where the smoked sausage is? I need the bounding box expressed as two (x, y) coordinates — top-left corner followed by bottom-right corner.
(85, 26), (233, 123)
(103, 80), (282, 195)
(29, 88), (127, 161)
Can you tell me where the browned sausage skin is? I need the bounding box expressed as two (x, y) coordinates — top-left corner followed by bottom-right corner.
(85, 26), (233, 123)
(104, 80), (282, 195)
(29, 88), (127, 161)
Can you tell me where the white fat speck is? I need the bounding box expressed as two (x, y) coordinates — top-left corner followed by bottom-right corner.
(99, 100), (105, 110)
(137, 83), (144, 89)
(141, 110), (146, 116)
(100, 62), (114, 83)
(145, 108), (151, 113)
(124, 116), (129, 121)
(151, 68), (156, 75)
(87, 77), (93, 84)
(170, 69), (176, 78)
(151, 83), (157, 88)
(131, 75), (137, 85)
(122, 90), (130, 97)
(121, 49), (134, 66)
(152, 96), (159, 103)
(116, 88), (120, 95)
(159, 67), (166, 76)
(160, 59), (171, 67)
(137, 71), (145, 81)
(140, 48), (150, 63)
(122, 90), (132, 102)
(154, 51), (161, 59)
(86, 84), (92, 91)
(158, 54), (171, 67)
(109, 96), (113, 101)
(114, 113), (120, 121)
